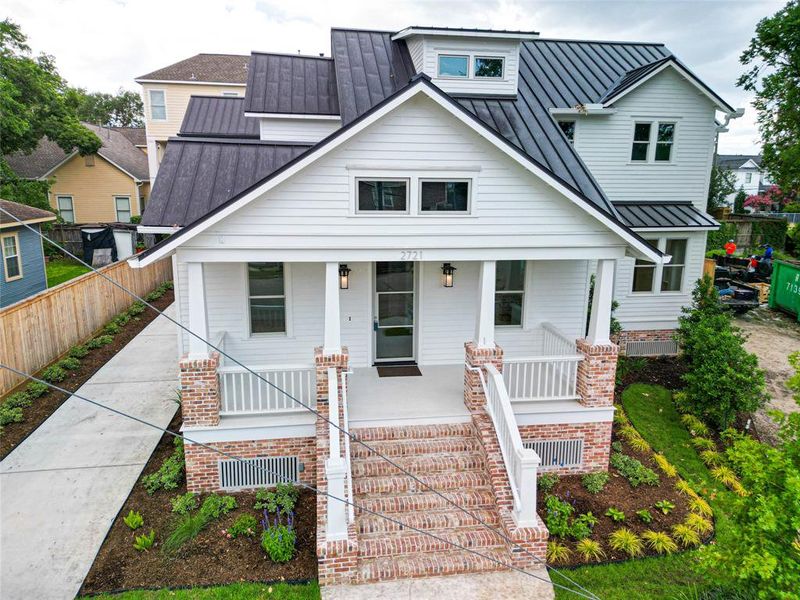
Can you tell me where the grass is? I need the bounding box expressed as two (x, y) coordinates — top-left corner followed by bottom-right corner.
(46, 259), (90, 287)
(85, 581), (320, 599)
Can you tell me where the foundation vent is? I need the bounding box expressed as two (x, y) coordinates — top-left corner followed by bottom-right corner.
(625, 340), (679, 357)
(524, 438), (583, 469)
(218, 456), (300, 490)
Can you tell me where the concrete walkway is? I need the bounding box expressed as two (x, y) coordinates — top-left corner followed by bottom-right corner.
(0, 306), (179, 600)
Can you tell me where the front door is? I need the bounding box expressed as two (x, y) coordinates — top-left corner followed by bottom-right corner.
(374, 262), (415, 362)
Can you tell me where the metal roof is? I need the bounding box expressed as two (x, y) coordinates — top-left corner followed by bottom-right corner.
(136, 53), (249, 83)
(180, 96), (259, 138)
(140, 138), (309, 227)
(392, 26), (539, 40)
(615, 202), (718, 229)
(243, 52), (339, 115)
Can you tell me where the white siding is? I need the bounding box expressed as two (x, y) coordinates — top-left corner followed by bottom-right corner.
(406, 37), (425, 72)
(259, 117), (341, 143)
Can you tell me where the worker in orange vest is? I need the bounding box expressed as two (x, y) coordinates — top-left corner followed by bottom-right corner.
(724, 239), (737, 256)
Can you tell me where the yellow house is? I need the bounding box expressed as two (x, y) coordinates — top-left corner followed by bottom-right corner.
(135, 53), (248, 180)
(5, 123), (150, 224)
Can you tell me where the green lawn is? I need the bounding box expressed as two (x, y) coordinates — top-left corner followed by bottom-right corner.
(46, 259), (91, 287)
(88, 581), (320, 600)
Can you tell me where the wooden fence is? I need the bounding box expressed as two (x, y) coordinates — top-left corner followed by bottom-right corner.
(0, 257), (172, 395)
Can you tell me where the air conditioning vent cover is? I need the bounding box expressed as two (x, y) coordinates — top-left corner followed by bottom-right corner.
(523, 438), (583, 469)
(218, 456), (300, 490)
(625, 340), (678, 357)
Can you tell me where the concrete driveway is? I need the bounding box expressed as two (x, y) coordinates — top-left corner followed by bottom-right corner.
(0, 305), (179, 600)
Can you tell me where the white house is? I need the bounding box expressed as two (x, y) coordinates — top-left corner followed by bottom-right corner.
(131, 26), (736, 585)
(716, 154), (770, 205)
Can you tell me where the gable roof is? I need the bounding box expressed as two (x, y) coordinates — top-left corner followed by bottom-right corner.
(716, 154), (762, 170)
(5, 123), (149, 181)
(136, 53), (249, 84)
(180, 96), (260, 138)
(0, 198), (56, 229)
(111, 127), (146, 147)
(243, 52), (340, 115)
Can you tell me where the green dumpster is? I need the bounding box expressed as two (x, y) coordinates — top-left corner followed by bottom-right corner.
(769, 260), (800, 322)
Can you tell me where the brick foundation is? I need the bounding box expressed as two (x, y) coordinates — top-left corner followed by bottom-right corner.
(464, 342), (503, 410)
(615, 329), (677, 355)
(179, 353), (221, 428)
(518, 422), (612, 475)
(575, 339), (618, 408)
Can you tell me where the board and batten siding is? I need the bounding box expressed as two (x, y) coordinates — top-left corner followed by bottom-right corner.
(259, 117), (341, 143)
(0, 225), (48, 308)
(572, 68), (718, 211)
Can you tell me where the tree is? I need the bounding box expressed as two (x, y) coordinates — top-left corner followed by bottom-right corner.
(738, 1), (800, 200)
(744, 184), (789, 212)
(65, 88), (144, 127)
(707, 165), (737, 211)
(733, 187), (747, 214)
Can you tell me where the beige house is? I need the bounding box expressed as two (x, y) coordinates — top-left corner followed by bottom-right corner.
(5, 124), (150, 224)
(135, 53), (248, 180)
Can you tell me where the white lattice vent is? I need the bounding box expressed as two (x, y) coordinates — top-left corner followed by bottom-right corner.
(625, 340), (679, 357)
(218, 456), (301, 490)
(523, 438), (583, 469)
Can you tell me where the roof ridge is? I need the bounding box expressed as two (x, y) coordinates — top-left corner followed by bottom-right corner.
(530, 37), (668, 47)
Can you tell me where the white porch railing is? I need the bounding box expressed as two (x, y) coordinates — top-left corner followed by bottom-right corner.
(482, 363), (540, 527)
(218, 364), (316, 415)
(542, 322), (578, 355)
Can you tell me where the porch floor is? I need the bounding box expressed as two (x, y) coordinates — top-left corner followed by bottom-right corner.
(347, 365), (470, 427)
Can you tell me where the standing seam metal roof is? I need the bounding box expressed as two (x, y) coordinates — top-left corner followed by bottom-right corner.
(615, 202), (718, 229)
(180, 96), (260, 138)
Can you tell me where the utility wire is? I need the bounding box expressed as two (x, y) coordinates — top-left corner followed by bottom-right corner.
(0, 207), (600, 599)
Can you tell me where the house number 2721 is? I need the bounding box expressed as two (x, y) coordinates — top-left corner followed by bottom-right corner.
(400, 250), (422, 261)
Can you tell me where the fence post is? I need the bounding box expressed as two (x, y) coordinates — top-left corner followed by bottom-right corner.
(514, 447), (540, 527)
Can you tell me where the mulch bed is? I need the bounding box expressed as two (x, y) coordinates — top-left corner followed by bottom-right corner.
(618, 356), (687, 392)
(0, 290), (174, 460)
(80, 415), (317, 596)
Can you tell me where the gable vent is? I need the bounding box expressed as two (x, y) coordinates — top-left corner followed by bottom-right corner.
(523, 439), (583, 469)
(625, 340), (679, 357)
(218, 456), (301, 490)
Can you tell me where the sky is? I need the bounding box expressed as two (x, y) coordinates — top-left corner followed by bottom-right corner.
(6, 0), (785, 154)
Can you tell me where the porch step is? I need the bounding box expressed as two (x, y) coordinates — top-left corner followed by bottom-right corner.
(357, 546), (511, 583)
(359, 525), (508, 558)
(352, 422), (474, 442)
(351, 451), (485, 478)
(357, 507), (501, 535)
(350, 435), (481, 459)
(356, 487), (497, 515)
(353, 470), (490, 496)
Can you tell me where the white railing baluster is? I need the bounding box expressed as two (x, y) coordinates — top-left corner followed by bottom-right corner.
(217, 363), (316, 417)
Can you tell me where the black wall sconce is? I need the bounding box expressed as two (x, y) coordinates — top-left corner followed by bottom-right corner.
(441, 262), (456, 288)
(338, 263), (351, 289)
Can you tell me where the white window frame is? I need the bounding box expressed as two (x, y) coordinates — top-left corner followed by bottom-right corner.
(745, 172), (753, 183)
(1, 232), (23, 282)
(473, 56), (505, 79)
(557, 120), (577, 145)
(437, 54), (470, 79)
(495, 260), (526, 328)
(114, 195), (132, 223)
(630, 120), (677, 164)
(630, 236), (688, 295)
(437, 53), (507, 81)
(221, 91), (240, 97)
(149, 89), (167, 121)
(354, 177), (411, 215)
(418, 178), (472, 215)
(245, 262), (292, 338)
(56, 195), (75, 223)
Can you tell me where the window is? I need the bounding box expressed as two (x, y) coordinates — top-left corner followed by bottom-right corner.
(357, 179), (408, 212)
(631, 123), (651, 161)
(57, 195), (74, 223)
(495, 260), (525, 326)
(632, 257), (656, 292)
(2, 233), (22, 281)
(474, 57), (504, 78)
(438, 55), (469, 78)
(248, 263), (286, 334)
(631, 121), (676, 162)
(149, 90), (166, 120)
(655, 123), (675, 161)
(631, 237), (688, 294)
(115, 196), (131, 223)
(661, 239), (686, 292)
(420, 180), (470, 213)
(745, 172), (753, 183)
(557, 120), (576, 144)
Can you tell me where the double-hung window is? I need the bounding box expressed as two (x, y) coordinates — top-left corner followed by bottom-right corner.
(248, 263), (287, 334)
(631, 121), (676, 162)
(115, 196), (131, 222)
(57, 195), (74, 223)
(149, 90), (166, 120)
(495, 260), (526, 326)
(419, 180), (470, 213)
(631, 237), (687, 293)
(356, 179), (408, 213)
(2, 233), (22, 281)
(745, 172), (753, 183)
(631, 123), (651, 161)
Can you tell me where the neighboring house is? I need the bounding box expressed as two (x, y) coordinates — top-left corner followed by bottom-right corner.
(5, 123), (150, 224)
(716, 154), (768, 203)
(0, 199), (56, 307)
(131, 27), (734, 584)
(135, 53), (249, 180)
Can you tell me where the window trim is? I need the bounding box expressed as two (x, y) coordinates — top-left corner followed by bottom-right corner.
(744, 172), (753, 183)
(56, 195), (75, 223)
(149, 89), (167, 121)
(245, 262), (292, 338)
(629, 120), (677, 164)
(354, 178), (411, 215)
(437, 54), (470, 79)
(1, 232), (23, 282)
(114, 195), (132, 223)
(630, 237), (688, 296)
(418, 178), (472, 215)
(473, 56), (505, 79)
(495, 260), (527, 328)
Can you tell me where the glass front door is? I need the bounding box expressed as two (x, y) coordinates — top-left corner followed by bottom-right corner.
(374, 262), (415, 362)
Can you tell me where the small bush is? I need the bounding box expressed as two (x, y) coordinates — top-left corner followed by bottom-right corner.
(254, 483), (300, 515)
(700, 450), (725, 467)
(581, 472), (609, 494)
(537, 473), (560, 493)
(688, 497), (713, 518)
(627, 435), (651, 454)
(575, 538), (605, 562)
(569, 518), (592, 541)
(0, 404), (24, 426)
(605, 507), (625, 522)
(636, 509), (653, 524)
(5, 392), (32, 409)
(142, 437), (184, 494)
(544, 495), (574, 537)
(685, 513), (713, 535)
(170, 492), (198, 515)
(691, 437), (717, 452)
(680, 414), (711, 437)
(86, 335), (113, 349)
(26, 382), (49, 398)
(200, 494), (237, 519)
(123, 510), (144, 530)
(672, 523), (701, 548)
(261, 524), (296, 563)
(611, 440), (624, 453)
(711, 465), (739, 487)
(41, 365), (67, 383)
(113, 312), (131, 327)
(68, 345), (89, 359)
(546, 541), (571, 564)
(163, 513), (206, 554)
(128, 302), (146, 316)
(654, 500), (676, 515)
(576, 512), (598, 528)
(104, 322), (121, 335)
(613, 406), (629, 426)
(58, 357), (81, 371)
(608, 528), (643, 557)
(610, 452), (659, 487)
(642, 530), (678, 555)
(133, 529), (155, 551)
(653, 454), (678, 478)
(228, 514), (258, 539)
(675, 480), (699, 499)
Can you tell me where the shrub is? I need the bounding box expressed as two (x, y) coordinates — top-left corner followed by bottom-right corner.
(68, 345), (89, 359)
(254, 483), (299, 515)
(228, 514), (258, 539)
(170, 492), (198, 515)
(672, 523), (701, 548)
(611, 440), (624, 453)
(636, 509), (653, 524)
(142, 437), (184, 494)
(5, 391), (32, 409)
(700, 450), (725, 467)
(654, 500), (676, 515)
(123, 510), (144, 530)
(200, 494), (237, 519)
(711, 465), (739, 487)
(575, 512), (599, 528)
(261, 524), (296, 563)
(605, 507), (625, 522)
(26, 382), (49, 398)
(688, 496), (713, 518)
(0, 404), (24, 426)
(537, 473), (560, 493)
(675, 480), (699, 499)
(691, 437), (717, 452)
(86, 335), (113, 349)
(685, 513), (713, 535)
(653, 454), (678, 478)
(610, 452), (659, 487)
(608, 529), (643, 557)
(546, 541), (571, 564)
(544, 495), (574, 537)
(58, 357), (80, 371)
(680, 414), (711, 437)
(613, 406), (629, 426)
(133, 530), (155, 551)
(569, 518), (592, 541)
(113, 312), (130, 327)
(575, 538), (605, 562)
(642, 530), (678, 555)
(41, 365), (67, 383)
(103, 322), (121, 335)
(128, 302), (146, 316)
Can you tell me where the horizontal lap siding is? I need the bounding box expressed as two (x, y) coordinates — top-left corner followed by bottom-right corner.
(1, 226), (47, 307)
(259, 118), (340, 143)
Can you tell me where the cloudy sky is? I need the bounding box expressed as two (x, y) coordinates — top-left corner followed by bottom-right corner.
(6, 0), (784, 153)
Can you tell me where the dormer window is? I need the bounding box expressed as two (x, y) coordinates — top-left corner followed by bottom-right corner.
(474, 57), (504, 78)
(438, 55), (469, 78)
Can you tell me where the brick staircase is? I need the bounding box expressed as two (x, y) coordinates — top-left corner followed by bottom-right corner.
(350, 423), (513, 583)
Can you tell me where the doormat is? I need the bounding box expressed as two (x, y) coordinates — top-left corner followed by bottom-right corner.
(376, 365), (422, 377)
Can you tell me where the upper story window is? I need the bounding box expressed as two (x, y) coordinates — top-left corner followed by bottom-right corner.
(149, 90), (166, 121)
(632, 237), (687, 294)
(495, 260), (526, 326)
(248, 262), (286, 334)
(745, 172), (753, 183)
(557, 120), (576, 145)
(631, 121), (676, 162)
(474, 57), (504, 78)
(357, 179), (408, 213)
(420, 180), (470, 213)
(115, 196), (131, 223)
(438, 55), (469, 78)
(631, 123), (651, 161)
(2, 233), (22, 282)
(57, 195), (74, 223)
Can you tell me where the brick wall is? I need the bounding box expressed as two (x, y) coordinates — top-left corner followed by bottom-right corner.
(464, 342), (503, 411)
(518, 421), (612, 474)
(179, 353), (221, 428)
(575, 339), (618, 408)
(615, 329), (677, 355)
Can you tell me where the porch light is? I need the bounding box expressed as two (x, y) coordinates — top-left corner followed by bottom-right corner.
(441, 263), (456, 288)
(338, 263), (351, 289)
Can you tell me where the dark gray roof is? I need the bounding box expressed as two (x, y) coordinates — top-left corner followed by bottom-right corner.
(615, 202), (718, 229)
(243, 53), (339, 115)
(111, 127), (146, 147)
(136, 54), (249, 83)
(4, 137), (68, 178)
(716, 154), (762, 170)
(180, 96), (259, 138)
(0, 199), (56, 225)
(140, 138), (310, 227)
(330, 28), (416, 125)
(599, 57), (672, 102)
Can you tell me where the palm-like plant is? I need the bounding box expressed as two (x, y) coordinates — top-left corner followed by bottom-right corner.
(684, 513), (713, 535)
(699, 450), (724, 467)
(711, 465), (739, 487)
(642, 530), (678, 555)
(690, 437), (717, 452)
(680, 414), (710, 437)
(546, 541), (571, 564)
(675, 479), (699, 499)
(688, 496), (713, 518)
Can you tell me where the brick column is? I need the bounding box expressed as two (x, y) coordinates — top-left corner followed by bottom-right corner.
(575, 339), (618, 408)
(179, 352), (221, 427)
(464, 341), (503, 410)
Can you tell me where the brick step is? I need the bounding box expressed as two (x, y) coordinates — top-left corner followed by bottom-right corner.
(359, 525), (508, 558)
(357, 546), (511, 583)
(350, 436), (480, 459)
(351, 423), (474, 443)
(357, 507), (501, 535)
(356, 487), (496, 515)
(353, 470), (490, 496)
(351, 451), (485, 478)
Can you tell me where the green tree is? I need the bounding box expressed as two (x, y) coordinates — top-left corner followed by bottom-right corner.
(65, 87), (144, 127)
(739, 1), (800, 198)
(707, 164), (737, 211)
(733, 187), (747, 214)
